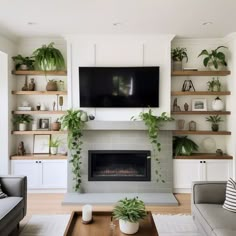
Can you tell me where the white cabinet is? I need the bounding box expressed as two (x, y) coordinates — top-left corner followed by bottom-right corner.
(173, 159), (232, 193)
(11, 160), (67, 189)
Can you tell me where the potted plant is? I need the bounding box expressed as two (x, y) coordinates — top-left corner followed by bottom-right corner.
(46, 79), (58, 91)
(49, 137), (61, 155)
(206, 115), (223, 131)
(113, 197), (147, 234)
(12, 114), (33, 131)
(12, 54), (35, 70)
(51, 119), (61, 131)
(60, 109), (88, 191)
(207, 77), (221, 92)
(173, 136), (199, 156)
(198, 46), (228, 70)
(132, 109), (173, 183)
(33, 42), (65, 71)
(171, 47), (188, 71)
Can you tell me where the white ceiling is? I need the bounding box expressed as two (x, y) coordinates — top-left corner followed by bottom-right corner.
(1, 0), (236, 40)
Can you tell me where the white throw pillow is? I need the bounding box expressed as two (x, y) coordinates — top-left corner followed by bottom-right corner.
(223, 178), (236, 213)
(0, 183), (7, 198)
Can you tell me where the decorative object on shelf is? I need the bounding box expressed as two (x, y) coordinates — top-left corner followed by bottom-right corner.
(192, 98), (207, 111)
(46, 80), (58, 91)
(184, 102), (189, 111)
(206, 115), (223, 132)
(40, 103), (46, 111)
(58, 80), (65, 91)
(17, 141), (26, 156)
(171, 47), (188, 71)
(33, 42), (65, 71)
(49, 137), (61, 155)
(201, 137), (216, 152)
(51, 119), (61, 131)
(12, 54), (35, 70)
(131, 109), (173, 183)
(59, 96), (63, 110)
(53, 101), (56, 111)
(212, 97), (224, 111)
(37, 118), (50, 130)
(36, 103), (41, 111)
(32, 121), (37, 131)
(216, 149), (223, 156)
(28, 78), (35, 91)
(33, 134), (50, 154)
(189, 120), (197, 131)
(22, 76), (28, 91)
(182, 80), (195, 91)
(60, 109), (89, 192)
(82, 204), (93, 224)
(173, 98), (181, 112)
(12, 114), (33, 131)
(173, 136), (199, 156)
(89, 115), (95, 120)
(207, 77), (221, 92)
(198, 46), (228, 70)
(112, 197), (147, 235)
(176, 119), (185, 130)
(80, 111), (88, 122)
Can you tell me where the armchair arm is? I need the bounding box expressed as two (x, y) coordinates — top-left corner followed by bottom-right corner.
(192, 181), (226, 204)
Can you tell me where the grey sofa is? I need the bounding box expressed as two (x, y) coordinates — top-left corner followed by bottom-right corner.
(0, 176), (27, 236)
(192, 181), (236, 236)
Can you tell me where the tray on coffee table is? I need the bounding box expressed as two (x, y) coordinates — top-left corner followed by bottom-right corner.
(64, 211), (158, 236)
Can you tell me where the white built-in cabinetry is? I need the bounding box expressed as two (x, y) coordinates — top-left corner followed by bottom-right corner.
(11, 160), (67, 189)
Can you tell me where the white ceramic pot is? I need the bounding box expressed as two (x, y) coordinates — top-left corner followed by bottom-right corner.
(19, 123), (27, 131)
(119, 220), (139, 234)
(50, 147), (58, 155)
(212, 97), (224, 111)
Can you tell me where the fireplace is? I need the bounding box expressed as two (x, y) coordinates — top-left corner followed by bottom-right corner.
(88, 150), (151, 181)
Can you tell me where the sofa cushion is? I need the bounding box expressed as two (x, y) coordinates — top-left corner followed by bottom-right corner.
(195, 204), (236, 236)
(223, 178), (236, 213)
(0, 196), (24, 232)
(0, 184), (7, 199)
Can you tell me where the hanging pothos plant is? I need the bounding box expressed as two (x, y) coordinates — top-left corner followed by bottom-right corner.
(132, 109), (173, 183)
(60, 109), (88, 192)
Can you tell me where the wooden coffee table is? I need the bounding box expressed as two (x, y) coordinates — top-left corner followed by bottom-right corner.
(64, 211), (158, 236)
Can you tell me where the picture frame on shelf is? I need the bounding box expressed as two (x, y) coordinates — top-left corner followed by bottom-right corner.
(192, 98), (207, 111)
(33, 134), (50, 154)
(37, 118), (51, 130)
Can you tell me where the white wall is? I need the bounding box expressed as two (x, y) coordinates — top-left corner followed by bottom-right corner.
(66, 34), (174, 120)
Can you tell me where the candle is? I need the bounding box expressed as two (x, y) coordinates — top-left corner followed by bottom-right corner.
(82, 204), (92, 222)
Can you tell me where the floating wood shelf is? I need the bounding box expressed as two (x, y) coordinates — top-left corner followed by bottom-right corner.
(12, 91), (67, 95)
(12, 130), (67, 135)
(171, 91), (231, 96)
(12, 110), (66, 115)
(10, 154), (67, 160)
(12, 70), (67, 76)
(174, 153), (233, 159)
(171, 70), (231, 76)
(171, 111), (231, 115)
(173, 130), (231, 135)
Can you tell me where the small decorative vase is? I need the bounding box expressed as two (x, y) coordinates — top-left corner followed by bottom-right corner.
(19, 123), (27, 131)
(51, 122), (61, 131)
(189, 120), (197, 131)
(80, 112), (88, 122)
(46, 81), (58, 91)
(212, 97), (224, 111)
(119, 220), (139, 234)
(184, 103), (189, 111)
(212, 124), (219, 132)
(50, 147), (58, 155)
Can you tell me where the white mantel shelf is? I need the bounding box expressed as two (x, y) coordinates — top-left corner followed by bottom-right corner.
(84, 121), (175, 131)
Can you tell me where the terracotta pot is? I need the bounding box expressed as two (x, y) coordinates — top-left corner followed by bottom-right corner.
(46, 81), (57, 91)
(51, 122), (61, 131)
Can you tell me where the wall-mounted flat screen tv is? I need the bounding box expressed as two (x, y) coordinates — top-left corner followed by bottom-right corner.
(79, 66), (159, 108)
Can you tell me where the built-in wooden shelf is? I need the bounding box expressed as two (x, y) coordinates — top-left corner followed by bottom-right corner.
(12, 130), (67, 135)
(10, 154), (67, 160)
(12, 70), (67, 76)
(173, 130), (231, 135)
(171, 91), (231, 96)
(12, 91), (67, 95)
(12, 110), (66, 115)
(171, 111), (231, 115)
(171, 70), (231, 76)
(174, 153), (233, 159)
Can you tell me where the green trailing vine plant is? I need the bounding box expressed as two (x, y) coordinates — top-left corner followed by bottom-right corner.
(131, 109), (173, 183)
(60, 109), (88, 192)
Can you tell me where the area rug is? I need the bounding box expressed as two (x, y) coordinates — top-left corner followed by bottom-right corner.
(20, 214), (201, 236)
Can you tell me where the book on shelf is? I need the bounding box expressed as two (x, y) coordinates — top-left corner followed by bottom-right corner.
(17, 106), (32, 111)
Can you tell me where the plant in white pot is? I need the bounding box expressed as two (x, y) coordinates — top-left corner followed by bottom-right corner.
(12, 114), (33, 131)
(113, 197), (147, 234)
(171, 47), (188, 71)
(49, 137), (61, 155)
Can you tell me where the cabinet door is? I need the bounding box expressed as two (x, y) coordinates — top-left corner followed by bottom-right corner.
(41, 160), (67, 188)
(11, 160), (41, 188)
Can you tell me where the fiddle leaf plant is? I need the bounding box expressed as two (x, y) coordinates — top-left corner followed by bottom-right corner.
(131, 109), (173, 183)
(60, 109), (88, 191)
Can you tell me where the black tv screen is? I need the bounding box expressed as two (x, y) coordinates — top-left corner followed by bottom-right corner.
(79, 67), (159, 108)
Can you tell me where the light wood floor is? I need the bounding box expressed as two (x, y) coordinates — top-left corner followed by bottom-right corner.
(21, 193), (191, 227)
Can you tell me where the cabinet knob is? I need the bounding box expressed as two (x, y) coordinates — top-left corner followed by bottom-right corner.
(200, 161), (202, 163)
(36, 161), (38, 163)
(39, 161), (42, 163)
